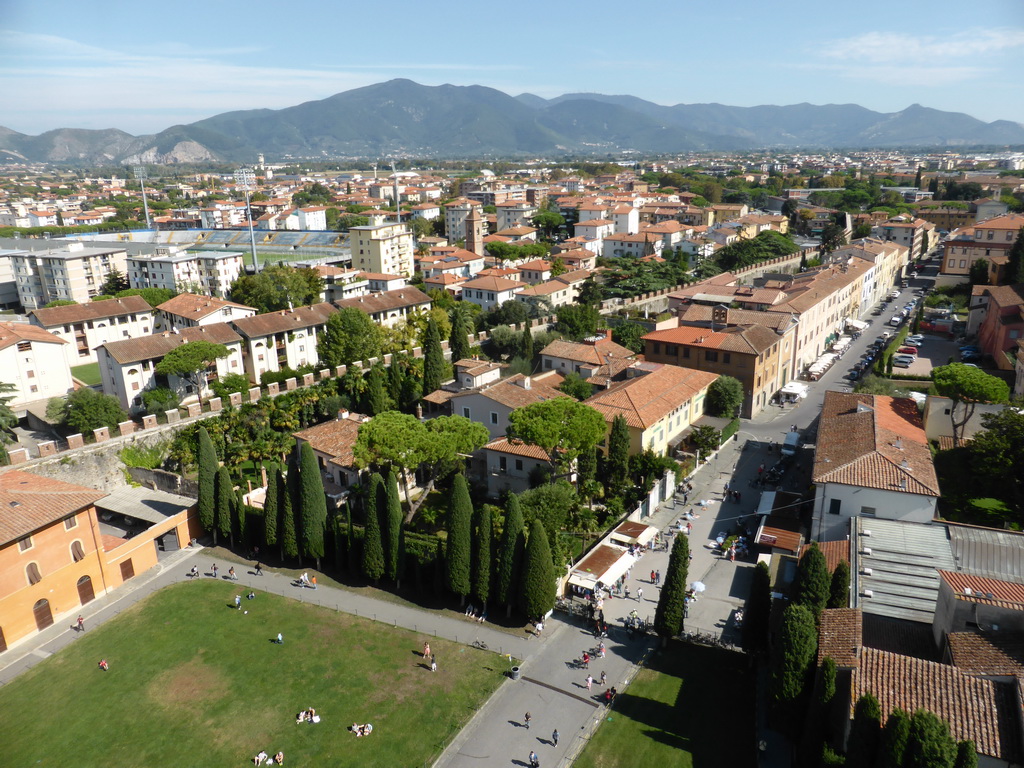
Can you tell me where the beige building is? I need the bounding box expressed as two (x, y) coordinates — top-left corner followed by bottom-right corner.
(126, 249), (245, 297)
(11, 242), (128, 310)
(28, 295), (154, 365)
(0, 322), (74, 414)
(940, 213), (1024, 282)
(350, 223), (415, 277)
(231, 303), (337, 384)
(334, 287), (432, 329)
(156, 293), (256, 331)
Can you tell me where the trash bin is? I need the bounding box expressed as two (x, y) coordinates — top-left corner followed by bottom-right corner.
(510, 666), (521, 681)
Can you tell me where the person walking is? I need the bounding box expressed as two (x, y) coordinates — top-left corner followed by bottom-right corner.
(585, 674), (593, 691)
(235, 595), (242, 610)
(655, 570), (661, 585)
(77, 614), (85, 632)
(529, 750), (539, 768)
(552, 729), (559, 747)
(637, 587), (643, 602)
(254, 562), (263, 576)
(423, 641), (431, 658)
(228, 567), (237, 580)
(600, 670), (607, 686)
(685, 521), (692, 536)
(524, 711), (531, 730)
(311, 575), (317, 590)
(275, 633), (283, 644)
(212, 563), (218, 579)
(430, 654), (437, 672)
(190, 565), (199, 579)
(650, 570), (656, 583)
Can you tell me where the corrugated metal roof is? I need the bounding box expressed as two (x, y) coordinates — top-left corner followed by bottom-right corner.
(948, 523), (1024, 582)
(96, 486), (195, 525)
(851, 517), (955, 624)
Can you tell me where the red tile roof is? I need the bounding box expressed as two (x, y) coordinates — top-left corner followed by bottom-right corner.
(29, 295), (152, 327)
(818, 608), (862, 668)
(483, 437), (549, 460)
(947, 632), (1024, 676)
(293, 413), (369, 469)
(158, 293), (254, 320)
(584, 365), (718, 430)
(99, 323), (241, 365)
(939, 570), (1024, 609)
(0, 470), (106, 547)
(0, 322), (66, 351)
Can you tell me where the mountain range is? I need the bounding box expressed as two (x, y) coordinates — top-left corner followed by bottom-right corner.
(2, 79), (1023, 165)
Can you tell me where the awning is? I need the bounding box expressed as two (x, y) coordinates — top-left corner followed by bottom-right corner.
(568, 544), (636, 590)
(781, 381), (809, 398)
(832, 337), (852, 352)
(755, 491), (777, 516)
(610, 521), (658, 547)
(846, 318), (869, 330)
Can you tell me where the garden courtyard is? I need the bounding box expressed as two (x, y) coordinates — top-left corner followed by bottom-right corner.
(0, 581), (506, 768)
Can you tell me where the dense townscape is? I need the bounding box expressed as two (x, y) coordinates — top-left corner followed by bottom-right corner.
(2, 45), (1024, 768)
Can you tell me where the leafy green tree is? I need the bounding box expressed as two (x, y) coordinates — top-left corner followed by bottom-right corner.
(115, 286), (176, 307)
(611, 322), (646, 354)
(828, 560), (851, 609)
(846, 693), (883, 768)
(794, 542), (831, 620)
(263, 462), (279, 550)
(422, 316), (445, 395)
(555, 304), (601, 341)
(197, 427), (217, 542)
(954, 741), (978, 768)
(820, 223), (848, 255)
(519, 326), (534, 363)
(653, 533), (690, 642)
(445, 474), (473, 603)
(904, 709), (957, 768)
(383, 469), (402, 583)
(0, 382), (19, 445)
(519, 518), (555, 620)
(449, 307), (471, 363)
(576, 278), (604, 307)
(878, 708), (912, 768)
(968, 259), (989, 286)
(495, 494), (526, 616)
(690, 424), (721, 463)
(606, 414), (631, 492)
(318, 307), (382, 369)
(967, 408), (1024, 516)
(558, 372), (592, 401)
(215, 466), (233, 548)
(531, 210), (564, 238)
(706, 375), (744, 417)
(933, 363), (1010, 446)
(361, 473), (385, 582)
(100, 268), (129, 295)
(299, 441), (327, 570)
(279, 467), (298, 561)
(53, 388), (128, 435)
(471, 504), (491, 608)
(154, 340), (229, 406)
(770, 603), (817, 734)
(44, 299), (78, 308)
(507, 397), (607, 476)
(743, 561), (772, 653)
(141, 387), (180, 416)
(228, 264), (323, 314)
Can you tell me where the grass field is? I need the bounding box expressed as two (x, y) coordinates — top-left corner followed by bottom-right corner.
(574, 643), (755, 768)
(0, 581), (506, 768)
(71, 362), (102, 386)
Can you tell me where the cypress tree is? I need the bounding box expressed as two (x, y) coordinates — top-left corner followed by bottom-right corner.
(346, 500), (357, 575)
(770, 603), (818, 736)
(904, 709), (956, 768)
(471, 505), (491, 608)
(365, 366), (388, 416)
(878, 708), (912, 768)
(197, 427), (217, 543)
(299, 441), (327, 570)
(606, 414), (630, 492)
(432, 536), (445, 595)
(234, 488), (247, 547)
(279, 468), (298, 562)
(263, 462), (279, 551)
(286, 452), (302, 566)
(423, 316), (444, 395)
(954, 741), (978, 768)
(445, 474), (473, 603)
(793, 542), (830, 620)
(519, 518), (555, 620)
(361, 473), (385, 583)
(846, 693), (883, 768)
(743, 560), (772, 653)
(577, 445), (597, 489)
(387, 358), (404, 404)
(1007, 227), (1024, 285)
(653, 533), (690, 642)
(799, 656), (839, 768)
(383, 469), (402, 583)
(449, 308), (471, 363)
(828, 560), (851, 609)
(215, 466), (233, 548)
(519, 325), (533, 363)
(495, 494), (526, 617)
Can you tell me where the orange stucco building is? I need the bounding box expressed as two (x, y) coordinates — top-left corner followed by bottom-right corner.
(0, 471), (199, 653)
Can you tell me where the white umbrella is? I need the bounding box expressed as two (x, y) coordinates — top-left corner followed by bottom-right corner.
(690, 581), (706, 593)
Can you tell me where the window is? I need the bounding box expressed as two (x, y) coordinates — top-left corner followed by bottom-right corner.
(515, 459), (523, 471)
(71, 540), (85, 562)
(462, 407), (471, 418)
(860, 506), (876, 517)
(682, 347), (690, 359)
(490, 412), (498, 425)
(499, 456), (507, 473)
(16, 341), (30, 352)
(65, 516), (77, 530)
(26, 561), (42, 585)
(18, 536), (32, 552)
(26, 370), (34, 378)
(705, 350), (719, 362)
(722, 353), (731, 364)
(828, 499), (842, 515)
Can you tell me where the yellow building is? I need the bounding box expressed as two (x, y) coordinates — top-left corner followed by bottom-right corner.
(350, 223), (415, 277)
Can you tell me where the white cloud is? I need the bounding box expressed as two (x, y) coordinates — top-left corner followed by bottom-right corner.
(821, 27), (1024, 64)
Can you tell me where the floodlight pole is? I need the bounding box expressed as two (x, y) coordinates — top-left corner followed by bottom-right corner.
(133, 166), (152, 229)
(235, 167), (260, 272)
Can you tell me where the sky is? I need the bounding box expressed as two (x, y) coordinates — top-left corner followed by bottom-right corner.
(1, 0), (1023, 136)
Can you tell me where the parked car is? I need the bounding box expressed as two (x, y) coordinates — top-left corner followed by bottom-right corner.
(879, 331), (893, 341)
(960, 345), (980, 353)
(890, 290), (901, 299)
(902, 339), (922, 347)
(961, 352), (982, 362)
(906, 334), (924, 343)
(889, 316), (904, 327)
(897, 346), (919, 357)
(893, 358), (912, 368)
(871, 307), (883, 316)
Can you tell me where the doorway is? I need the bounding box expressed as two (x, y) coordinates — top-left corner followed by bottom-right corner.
(77, 575), (95, 605)
(33, 598), (53, 631)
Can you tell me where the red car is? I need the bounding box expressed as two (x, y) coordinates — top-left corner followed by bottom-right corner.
(897, 346), (918, 357)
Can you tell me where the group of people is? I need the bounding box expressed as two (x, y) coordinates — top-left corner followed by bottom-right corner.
(463, 603), (487, 622)
(252, 750), (284, 765)
(297, 572), (317, 589)
(349, 723), (373, 737)
(295, 707), (318, 724)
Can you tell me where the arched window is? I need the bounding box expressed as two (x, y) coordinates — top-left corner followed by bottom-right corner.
(71, 540), (85, 562)
(26, 562), (42, 586)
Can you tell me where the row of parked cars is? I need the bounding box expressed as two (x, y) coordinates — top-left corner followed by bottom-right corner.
(892, 334), (925, 368)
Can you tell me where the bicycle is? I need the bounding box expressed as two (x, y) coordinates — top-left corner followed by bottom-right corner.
(471, 639), (488, 651)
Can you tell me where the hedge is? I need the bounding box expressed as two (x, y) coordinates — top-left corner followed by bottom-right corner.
(720, 417), (741, 444)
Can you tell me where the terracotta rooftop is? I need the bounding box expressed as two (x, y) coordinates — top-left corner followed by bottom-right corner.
(460, 276), (524, 293)
(99, 323), (241, 365)
(644, 323), (781, 355)
(799, 539), (850, 574)
(817, 608), (862, 668)
(29, 295), (152, 327)
(482, 437), (549, 461)
(292, 413), (369, 469)
(0, 322), (66, 351)
(947, 632), (1024, 677)
(812, 392), (939, 497)
(158, 293), (255, 320)
(584, 364), (718, 430)
(232, 303), (337, 338)
(334, 287), (432, 316)
(939, 570), (1024, 610)
(540, 337), (635, 366)
(676, 304), (797, 331)
(0, 470), (107, 547)
(449, 373), (565, 411)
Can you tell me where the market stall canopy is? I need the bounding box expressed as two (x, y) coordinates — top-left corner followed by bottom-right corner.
(755, 491), (777, 517)
(781, 381), (809, 398)
(568, 544), (637, 590)
(609, 521), (658, 547)
(832, 336), (852, 352)
(846, 318), (869, 331)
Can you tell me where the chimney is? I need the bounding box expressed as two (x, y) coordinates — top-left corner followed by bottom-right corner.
(337, 409), (350, 421)
(521, 376), (532, 390)
(604, 328), (612, 341)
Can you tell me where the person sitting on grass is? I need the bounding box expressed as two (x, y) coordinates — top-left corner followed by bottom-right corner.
(98, 659), (109, 671)
(253, 751), (268, 765)
(296, 711), (308, 724)
(274, 751), (284, 764)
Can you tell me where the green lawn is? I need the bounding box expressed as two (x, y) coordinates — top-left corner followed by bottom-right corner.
(575, 643), (755, 768)
(0, 581), (506, 768)
(71, 362), (102, 386)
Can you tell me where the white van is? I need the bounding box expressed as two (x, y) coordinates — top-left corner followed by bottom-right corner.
(780, 431), (800, 457)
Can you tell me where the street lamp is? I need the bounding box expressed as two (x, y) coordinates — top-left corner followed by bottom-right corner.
(235, 167), (260, 272)
(133, 166), (152, 230)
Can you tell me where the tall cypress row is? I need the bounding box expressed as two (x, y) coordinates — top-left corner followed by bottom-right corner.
(519, 325), (533, 363)
(519, 518), (555, 621)
(495, 494), (526, 617)
(279, 468), (298, 562)
(298, 441), (327, 570)
(449, 308), (471, 363)
(606, 414), (630, 492)
(384, 469), (402, 583)
(654, 533), (690, 642)
(215, 466), (233, 548)
(263, 462), (279, 552)
(471, 505), (491, 608)
(197, 427), (217, 543)
(361, 473), (385, 583)
(423, 317), (444, 395)
(445, 474), (472, 603)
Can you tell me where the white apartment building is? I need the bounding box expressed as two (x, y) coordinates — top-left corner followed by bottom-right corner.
(28, 295), (154, 365)
(0, 322), (74, 414)
(495, 202), (538, 231)
(126, 249), (245, 297)
(97, 323), (245, 413)
(231, 302), (337, 384)
(444, 198), (482, 241)
(157, 293), (257, 331)
(10, 242), (128, 310)
(350, 223), (415, 277)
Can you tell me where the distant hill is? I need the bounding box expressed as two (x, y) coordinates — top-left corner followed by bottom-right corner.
(4, 79), (1023, 164)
